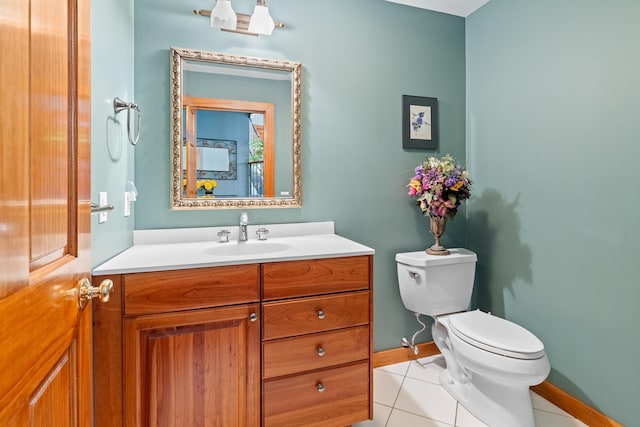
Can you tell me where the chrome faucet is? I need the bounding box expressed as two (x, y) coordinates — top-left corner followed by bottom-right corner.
(239, 212), (249, 241)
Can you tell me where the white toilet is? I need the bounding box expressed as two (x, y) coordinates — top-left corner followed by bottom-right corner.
(396, 248), (550, 427)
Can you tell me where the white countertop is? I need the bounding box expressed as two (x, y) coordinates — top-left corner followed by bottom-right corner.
(92, 222), (375, 275)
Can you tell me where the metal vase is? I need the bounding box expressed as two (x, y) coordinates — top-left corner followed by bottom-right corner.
(426, 215), (450, 255)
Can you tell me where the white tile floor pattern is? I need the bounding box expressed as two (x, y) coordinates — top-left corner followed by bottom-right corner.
(353, 355), (588, 427)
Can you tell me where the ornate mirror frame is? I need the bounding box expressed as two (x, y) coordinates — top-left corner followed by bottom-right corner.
(170, 47), (302, 209)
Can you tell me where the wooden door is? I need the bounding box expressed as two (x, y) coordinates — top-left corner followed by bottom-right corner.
(0, 0), (92, 425)
(124, 304), (261, 427)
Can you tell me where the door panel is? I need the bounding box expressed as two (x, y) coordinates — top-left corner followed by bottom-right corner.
(0, 0), (30, 300)
(30, 352), (75, 427)
(0, 0), (92, 425)
(30, 0), (71, 263)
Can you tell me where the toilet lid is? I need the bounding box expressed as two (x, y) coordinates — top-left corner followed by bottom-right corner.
(449, 310), (546, 359)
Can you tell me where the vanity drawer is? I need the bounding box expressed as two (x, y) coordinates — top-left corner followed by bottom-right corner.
(262, 326), (369, 379)
(262, 291), (369, 340)
(262, 361), (370, 427)
(262, 256), (370, 300)
(123, 264), (259, 316)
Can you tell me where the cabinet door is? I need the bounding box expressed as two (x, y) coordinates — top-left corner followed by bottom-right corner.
(124, 304), (260, 427)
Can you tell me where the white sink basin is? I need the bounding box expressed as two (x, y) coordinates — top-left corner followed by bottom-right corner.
(92, 222), (376, 275)
(203, 241), (291, 257)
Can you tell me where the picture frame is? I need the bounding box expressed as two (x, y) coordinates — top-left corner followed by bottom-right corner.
(196, 139), (237, 180)
(182, 138), (238, 180)
(402, 95), (438, 150)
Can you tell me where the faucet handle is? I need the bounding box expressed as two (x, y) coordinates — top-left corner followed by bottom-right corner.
(217, 229), (230, 243)
(256, 228), (269, 240)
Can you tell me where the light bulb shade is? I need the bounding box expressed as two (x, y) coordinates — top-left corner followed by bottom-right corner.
(211, 0), (237, 30)
(248, 5), (275, 35)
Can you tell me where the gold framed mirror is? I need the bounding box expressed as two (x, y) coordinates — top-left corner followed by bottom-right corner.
(170, 47), (302, 209)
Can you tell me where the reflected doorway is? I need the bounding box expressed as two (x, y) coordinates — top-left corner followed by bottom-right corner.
(182, 97), (274, 198)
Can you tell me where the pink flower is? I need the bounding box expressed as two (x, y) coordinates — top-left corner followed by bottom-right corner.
(431, 195), (457, 218)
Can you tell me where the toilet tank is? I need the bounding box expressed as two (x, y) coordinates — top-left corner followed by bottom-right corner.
(396, 248), (477, 316)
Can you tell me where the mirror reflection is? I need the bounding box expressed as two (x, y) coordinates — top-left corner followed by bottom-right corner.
(170, 47), (302, 209)
(182, 98), (274, 199)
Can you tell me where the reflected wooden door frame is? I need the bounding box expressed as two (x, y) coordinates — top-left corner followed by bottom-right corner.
(182, 96), (275, 197)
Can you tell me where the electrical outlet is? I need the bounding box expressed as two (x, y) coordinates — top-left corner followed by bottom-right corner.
(99, 192), (108, 223)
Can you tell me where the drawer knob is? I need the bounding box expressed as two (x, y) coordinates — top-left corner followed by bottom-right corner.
(249, 312), (258, 322)
(316, 383), (325, 393)
(317, 310), (325, 320)
(317, 347), (325, 357)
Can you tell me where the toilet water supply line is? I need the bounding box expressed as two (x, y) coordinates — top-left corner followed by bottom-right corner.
(402, 312), (426, 355)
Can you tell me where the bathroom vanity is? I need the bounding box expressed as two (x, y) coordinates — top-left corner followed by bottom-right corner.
(92, 222), (374, 427)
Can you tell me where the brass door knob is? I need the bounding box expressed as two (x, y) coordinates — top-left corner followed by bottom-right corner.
(78, 277), (113, 309)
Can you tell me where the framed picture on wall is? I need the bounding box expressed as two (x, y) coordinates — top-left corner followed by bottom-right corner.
(402, 95), (438, 149)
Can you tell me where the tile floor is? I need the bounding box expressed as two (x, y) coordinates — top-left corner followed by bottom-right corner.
(353, 355), (588, 427)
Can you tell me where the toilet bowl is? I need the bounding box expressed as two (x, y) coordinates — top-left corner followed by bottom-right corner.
(396, 249), (550, 427)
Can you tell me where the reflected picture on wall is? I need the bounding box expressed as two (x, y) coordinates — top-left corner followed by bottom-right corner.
(182, 138), (238, 180)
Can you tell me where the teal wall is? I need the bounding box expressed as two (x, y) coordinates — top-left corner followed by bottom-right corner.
(131, 0), (467, 352)
(90, 0), (136, 266)
(466, 1), (640, 425)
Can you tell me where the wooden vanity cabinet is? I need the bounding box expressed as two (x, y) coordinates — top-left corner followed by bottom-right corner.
(261, 256), (373, 427)
(93, 264), (261, 427)
(93, 255), (373, 427)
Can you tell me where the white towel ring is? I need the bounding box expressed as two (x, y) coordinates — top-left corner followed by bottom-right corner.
(113, 97), (141, 145)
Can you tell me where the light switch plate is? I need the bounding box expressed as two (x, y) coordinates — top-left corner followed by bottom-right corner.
(98, 192), (108, 223)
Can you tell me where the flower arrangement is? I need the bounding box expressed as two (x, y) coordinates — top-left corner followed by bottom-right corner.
(183, 179), (218, 196)
(196, 179), (217, 192)
(408, 154), (471, 219)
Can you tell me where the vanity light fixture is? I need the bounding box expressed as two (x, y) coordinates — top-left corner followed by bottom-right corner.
(194, 0), (283, 36)
(210, 0), (237, 30)
(248, 0), (275, 35)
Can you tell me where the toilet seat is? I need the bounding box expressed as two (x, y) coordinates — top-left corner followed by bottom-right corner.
(448, 310), (545, 360)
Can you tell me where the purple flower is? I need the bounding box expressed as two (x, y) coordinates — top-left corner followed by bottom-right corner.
(444, 174), (459, 188)
(424, 168), (440, 184)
